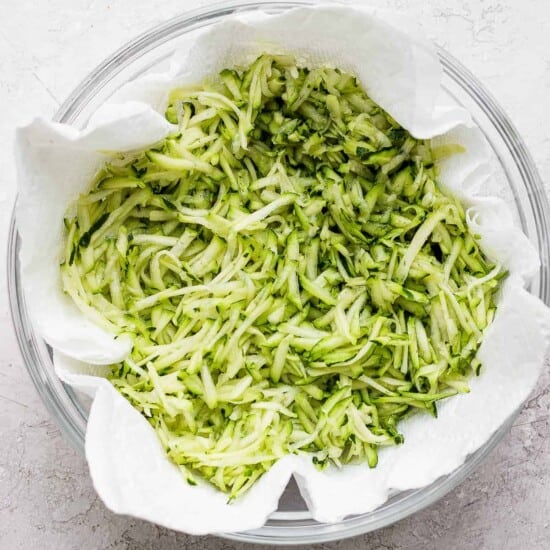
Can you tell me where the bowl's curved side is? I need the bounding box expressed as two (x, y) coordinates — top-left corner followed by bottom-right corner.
(7, 220), (88, 452)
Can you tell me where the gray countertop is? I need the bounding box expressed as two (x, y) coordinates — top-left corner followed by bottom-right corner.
(1, 1), (549, 548)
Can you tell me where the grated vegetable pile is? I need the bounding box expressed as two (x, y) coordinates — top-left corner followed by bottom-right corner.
(61, 55), (505, 499)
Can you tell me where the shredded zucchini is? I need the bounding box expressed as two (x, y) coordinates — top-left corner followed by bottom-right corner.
(61, 55), (505, 499)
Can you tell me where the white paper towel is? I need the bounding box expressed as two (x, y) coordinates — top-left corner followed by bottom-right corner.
(15, 4), (550, 534)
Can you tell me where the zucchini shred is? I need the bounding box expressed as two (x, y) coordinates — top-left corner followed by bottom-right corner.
(61, 54), (505, 500)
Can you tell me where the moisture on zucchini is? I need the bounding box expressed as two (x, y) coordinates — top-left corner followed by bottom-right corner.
(61, 54), (505, 499)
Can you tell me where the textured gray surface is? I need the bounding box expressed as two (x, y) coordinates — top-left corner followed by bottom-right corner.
(1, 0), (550, 548)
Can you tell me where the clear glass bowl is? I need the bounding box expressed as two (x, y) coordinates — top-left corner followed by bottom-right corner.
(7, 0), (550, 545)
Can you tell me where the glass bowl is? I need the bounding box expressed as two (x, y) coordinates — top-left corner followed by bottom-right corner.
(7, 0), (550, 544)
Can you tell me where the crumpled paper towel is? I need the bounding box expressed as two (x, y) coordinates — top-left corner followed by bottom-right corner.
(15, 4), (550, 534)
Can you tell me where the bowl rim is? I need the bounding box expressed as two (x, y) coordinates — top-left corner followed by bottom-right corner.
(7, 0), (550, 544)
